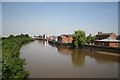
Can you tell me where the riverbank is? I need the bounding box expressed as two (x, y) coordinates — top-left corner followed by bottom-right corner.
(48, 40), (120, 57)
(2, 34), (35, 79)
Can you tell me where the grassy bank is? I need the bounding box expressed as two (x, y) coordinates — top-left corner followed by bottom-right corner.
(2, 34), (34, 79)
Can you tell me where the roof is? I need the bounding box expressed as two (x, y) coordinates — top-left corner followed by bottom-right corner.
(61, 34), (73, 37)
(96, 33), (113, 36)
(95, 37), (120, 42)
(67, 34), (73, 37)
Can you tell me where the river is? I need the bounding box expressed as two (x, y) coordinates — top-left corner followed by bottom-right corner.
(20, 40), (119, 78)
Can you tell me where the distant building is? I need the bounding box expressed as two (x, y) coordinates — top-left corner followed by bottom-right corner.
(58, 34), (73, 43)
(48, 36), (58, 41)
(94, 32), (120, 47)
(43, 34), (47, 40)
(95, 38), (120, 47)
(36, 34), (47, 40)
(96, 32), (116, 40)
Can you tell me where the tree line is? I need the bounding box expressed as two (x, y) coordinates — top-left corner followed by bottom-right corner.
(2, 34), (34, 79)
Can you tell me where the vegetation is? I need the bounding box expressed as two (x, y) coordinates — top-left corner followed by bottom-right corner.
(117, 35), (120, 40)
(72, 30), (86, 48)
(57, 36), (62, 43)
(2, 34), (34, 79)
(0, 38), (2, 80)
(86, 34), (95, 44)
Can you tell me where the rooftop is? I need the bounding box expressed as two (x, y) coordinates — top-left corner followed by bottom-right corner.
(95, 37), (120, 42)
(61, 34), (73, 37)
(96, 32), (113, 36)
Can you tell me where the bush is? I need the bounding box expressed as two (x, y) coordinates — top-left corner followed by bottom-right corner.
(2, 34), (34, 79)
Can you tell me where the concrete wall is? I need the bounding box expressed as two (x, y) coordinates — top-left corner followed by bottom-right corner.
(95, 41), (119, 47)
(83, 45), (120, 54)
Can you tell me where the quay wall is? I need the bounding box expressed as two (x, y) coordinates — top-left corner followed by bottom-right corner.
(48, 41), (120, 54)
(83, 45), (120, 54)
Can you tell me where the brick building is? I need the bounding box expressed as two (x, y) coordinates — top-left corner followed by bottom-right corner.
(95, 38), (120, 47)
(94, 32), (120, 47)
(96, 32), (116, 40)
(36, 34), (47, 40)
(58, 34), (73, 43)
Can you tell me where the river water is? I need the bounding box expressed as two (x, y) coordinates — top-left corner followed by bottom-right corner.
(20, 40), (119, 78)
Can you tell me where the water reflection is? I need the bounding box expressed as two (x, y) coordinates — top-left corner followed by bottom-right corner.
(81, 50), (119, 64)
(56, 46), (73, 55)
(71, 50), (86, 67)
(56, 46), (86, 67)
(55, 45), (119, 67)
(95, 59), (115, 65)
(38, 40), (47, 46)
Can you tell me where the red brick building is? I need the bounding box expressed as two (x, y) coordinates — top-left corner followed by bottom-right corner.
(94, 32), (120, 47)
(95, 38), (120, 47)
(96, 32), (116, 40)
(58, 34), (73, 43)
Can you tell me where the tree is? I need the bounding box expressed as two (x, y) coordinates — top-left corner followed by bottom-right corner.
(24, 34), (29, 38)
(86, 34), (95, 44)
(86, 34), (92, 44)
(91, 36), (96, 44)
(72, 30), (86, 48)
(8, 35), (14, 38)
(57, 36), (62, 43)
(117, 35), (120, 40)
(2, 37), (7, 40)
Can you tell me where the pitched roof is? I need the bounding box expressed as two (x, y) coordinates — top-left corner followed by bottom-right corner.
(61, 34), (73, 37)
(96, 33), (113, 36)
(67, 34), (73, 37)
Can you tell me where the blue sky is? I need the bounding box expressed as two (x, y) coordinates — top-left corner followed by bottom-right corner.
(2, 0), (120, 2)
(0, 2), (1, 37)
(2, 2), (118, 36)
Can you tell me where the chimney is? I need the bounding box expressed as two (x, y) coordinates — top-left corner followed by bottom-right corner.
(98, 31), (102, 34)
(98, 32), (100, 34)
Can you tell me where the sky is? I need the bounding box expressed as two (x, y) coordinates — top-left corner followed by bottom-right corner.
(0, 2), (2, 37)
(2, 2), (119, 36)
(1, 0), (120, 2)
